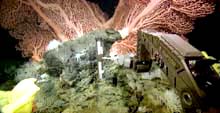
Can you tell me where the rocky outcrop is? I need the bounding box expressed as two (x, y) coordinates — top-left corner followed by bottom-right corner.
(13, 29), (182, 113)
(43, 29), (121, 86)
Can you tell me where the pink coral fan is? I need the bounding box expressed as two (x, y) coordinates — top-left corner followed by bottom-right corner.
(109, 0), (215, 55)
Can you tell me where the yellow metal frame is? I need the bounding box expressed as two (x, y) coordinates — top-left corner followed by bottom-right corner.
(201, 51), (220, 75)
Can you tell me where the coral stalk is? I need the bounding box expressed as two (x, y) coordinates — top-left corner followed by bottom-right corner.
(23, 0), (68, 41)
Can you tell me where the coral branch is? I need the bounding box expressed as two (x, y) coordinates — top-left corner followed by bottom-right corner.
(110, 0), (215, 55)
(110, 32), (137, 55)
(0, 0), (106, 61)
(35, 0), (84, 37)
(23, 0), (68, 41)
(11, 23), (53, 61)
(127, 0), (165, 33)
(171, 0), (215, 18)
(0, 0), (215, 61)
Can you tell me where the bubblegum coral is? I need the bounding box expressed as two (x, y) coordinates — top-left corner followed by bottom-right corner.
(110, 0), (215, 55)
(0, 0), (216, 61)
(0, 0), (105, 61)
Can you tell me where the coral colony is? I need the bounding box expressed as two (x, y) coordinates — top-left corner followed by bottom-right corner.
(0, 0), (215, 61)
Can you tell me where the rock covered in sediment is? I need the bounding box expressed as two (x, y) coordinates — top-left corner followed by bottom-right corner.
(43, 29), (122, 86)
